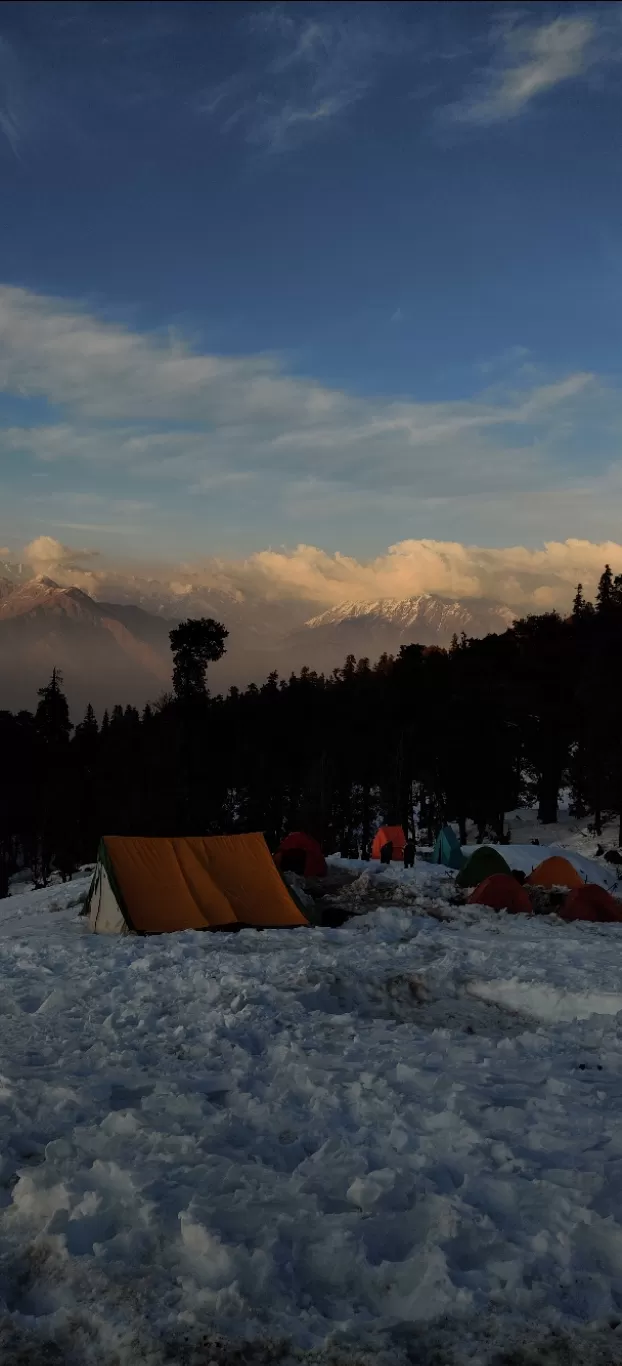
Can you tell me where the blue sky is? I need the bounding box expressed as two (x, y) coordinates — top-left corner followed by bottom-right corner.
(1, 0), (622, 596)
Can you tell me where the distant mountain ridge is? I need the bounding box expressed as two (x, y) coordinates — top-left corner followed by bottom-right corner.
(0, 575), (524, 713)
(288, 593), (517, 673)
(0, 576), (173, 714)
(305, 593), (515, 637)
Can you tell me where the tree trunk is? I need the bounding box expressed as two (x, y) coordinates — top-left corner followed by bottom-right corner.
(537, 731), (562, 824)
(361, 784), (370, 859)
(537, 770), (559, 824)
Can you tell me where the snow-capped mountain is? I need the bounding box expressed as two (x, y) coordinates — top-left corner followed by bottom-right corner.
(286, 593), (517, 673)
(266, 593), (518, 677)
(305, 593), (515, 637)
(0, 576), (174, 713)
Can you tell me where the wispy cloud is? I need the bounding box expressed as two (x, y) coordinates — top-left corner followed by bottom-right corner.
(200, 3), (406, 152)
(0, 36), (24, 157)
(1, 283), (621, 555)
(0, 282), (601, 501)
(450, 14), (596, 126)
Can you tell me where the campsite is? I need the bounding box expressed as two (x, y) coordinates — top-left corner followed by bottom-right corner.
(3, 9), (622, 1352)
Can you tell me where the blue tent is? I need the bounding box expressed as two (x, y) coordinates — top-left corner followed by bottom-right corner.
(431, 825), (465, 870)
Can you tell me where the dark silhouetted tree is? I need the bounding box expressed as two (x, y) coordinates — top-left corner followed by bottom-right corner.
(170, 618), (228, 703)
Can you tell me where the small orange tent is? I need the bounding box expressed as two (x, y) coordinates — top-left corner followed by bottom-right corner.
(468, 874), (532, 915)
(87, 832), (309, 934)
(274, 832), (327, 877)
(525, 856), (584, 890)
(559, 884), (622, 924)
(371, 825), (406, 861)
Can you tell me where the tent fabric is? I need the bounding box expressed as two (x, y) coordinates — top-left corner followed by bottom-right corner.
(431, 826), (465, 871)
(275, 832), (327, 878)
(468, 874), (532, 915)
(87, 860), (129, 935)
(559, 884), (622, 924)
(456, 846), (511, 888)
(88, 832), (308, 935)
(525, 856), (584, 890)
(371, 826), (406, 861)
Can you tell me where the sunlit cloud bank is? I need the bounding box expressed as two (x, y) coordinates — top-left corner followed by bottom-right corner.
(18, 535), (622, 615)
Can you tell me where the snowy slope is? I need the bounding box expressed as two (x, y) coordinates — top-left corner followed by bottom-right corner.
(4, 880), (622, 1362)
(305, 593), (514, 635)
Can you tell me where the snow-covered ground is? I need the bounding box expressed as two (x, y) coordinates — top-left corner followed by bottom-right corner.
(4, 875), (622, 1363)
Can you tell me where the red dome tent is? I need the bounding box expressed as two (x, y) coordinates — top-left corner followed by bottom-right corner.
(559, 884), (622, 924)
(468, 874), (532, 916)
(371, 825), (406, 861)
(274, 832), (327, 878)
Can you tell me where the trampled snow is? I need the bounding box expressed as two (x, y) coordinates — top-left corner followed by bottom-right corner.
(3, 873), (622, 1363)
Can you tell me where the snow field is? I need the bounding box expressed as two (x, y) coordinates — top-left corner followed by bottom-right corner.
(3, 879), (622, 1362)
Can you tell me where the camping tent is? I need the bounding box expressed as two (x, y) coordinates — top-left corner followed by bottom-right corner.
(559, 884), (622, 924)
(87, 832), (309, 935)
(468, 874), (532, 915)
(456, 846), (511, 888)
(525, 856), (584, 890)
(431, 826), (465, 870)
(274, 832), (327, 878)
(371, 825), (406, 861)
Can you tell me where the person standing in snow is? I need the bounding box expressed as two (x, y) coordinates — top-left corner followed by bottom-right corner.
(403, 838), (415, 869)
(380, 840), (393, 865)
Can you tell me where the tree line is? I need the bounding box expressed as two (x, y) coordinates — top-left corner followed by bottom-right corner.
(1, 566), (621, 895)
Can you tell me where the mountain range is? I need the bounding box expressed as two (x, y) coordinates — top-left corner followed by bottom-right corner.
(0, 572), (521, 715)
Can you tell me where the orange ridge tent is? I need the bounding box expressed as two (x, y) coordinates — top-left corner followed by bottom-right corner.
(87, 832), (309, 935)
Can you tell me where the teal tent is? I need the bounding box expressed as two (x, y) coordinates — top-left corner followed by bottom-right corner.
(431, 825), (465, 871)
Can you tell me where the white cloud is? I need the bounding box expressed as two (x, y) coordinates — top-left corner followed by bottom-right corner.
(200, 6), (406, 152)
(20, 534), (622, 618)
(452, 15), (595, 125)
(235, 538), (622, 609)
(0, 282), (605, 508)
(23, 535), (100, 578)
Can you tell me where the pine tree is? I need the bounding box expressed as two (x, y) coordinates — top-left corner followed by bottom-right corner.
(33, 670), (74, 884)
(572, 583), (585, 618)
(73, 703), (99, 767)
(169, 618), (229, 830)
(36, 669), (72, 749)
(169, 618), (228, 703)
(76, 703), (98, 738)
(597, 564), (614, 614)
